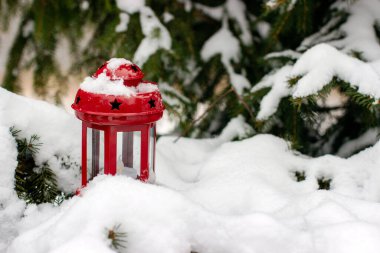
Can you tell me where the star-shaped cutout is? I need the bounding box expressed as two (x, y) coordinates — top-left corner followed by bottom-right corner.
(75, 96), (80, 104)
(131, 65), (138, 72)
(148, 98), (156, 108)
(110, 99), (122, 110)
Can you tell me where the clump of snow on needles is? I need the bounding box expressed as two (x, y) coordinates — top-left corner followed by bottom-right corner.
(226, 0), (252, 45)
(115, 13), (130, 33)
(253, 43), (380, 120)
(299, 0), (380, 61)
(3, 90), (380, 252)
(201, 19), (250, 94)
(333, 0), (380, 61)
(115, 0), (145, 14)
(251, 65), (293, 120)
(291, 43), (380, 98)
(133, 7), (171, 67)
(80, 73), (158, 96)
(114, 1), (171, 68)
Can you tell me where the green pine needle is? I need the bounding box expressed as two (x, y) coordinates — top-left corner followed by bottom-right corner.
(107, 224), (127, 251)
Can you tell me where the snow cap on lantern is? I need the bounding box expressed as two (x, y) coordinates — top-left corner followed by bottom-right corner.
(72, 58), (164, 125)
(94, 58), (144, 87)
(71, 58), (164, 185)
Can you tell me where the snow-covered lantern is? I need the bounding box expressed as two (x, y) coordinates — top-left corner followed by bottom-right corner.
(71, 58), (164, 186)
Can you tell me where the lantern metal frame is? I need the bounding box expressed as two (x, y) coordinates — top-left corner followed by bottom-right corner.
(72, 60), (164, 188)
(80, 122), (156, 186)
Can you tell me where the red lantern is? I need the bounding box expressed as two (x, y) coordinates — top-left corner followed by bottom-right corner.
(72, 59), (164, 186)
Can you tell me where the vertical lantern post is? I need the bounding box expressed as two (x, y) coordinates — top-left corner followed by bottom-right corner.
(72, 58), (164, 187)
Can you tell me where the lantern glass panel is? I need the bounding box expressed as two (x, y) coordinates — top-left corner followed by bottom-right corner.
(149, 125), (156, 180)
(116, 131), (141, 178)
(87, 128), (104, 181)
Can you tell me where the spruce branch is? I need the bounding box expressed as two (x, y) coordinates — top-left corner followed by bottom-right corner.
(107, 224), (127, 251)
(231, 87), (256, 125)
(174, 87), (234, 142)
(10, 127), (62, 204)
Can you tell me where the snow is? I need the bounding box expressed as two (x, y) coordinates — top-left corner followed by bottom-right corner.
(115, 13), (130, 33)
(291, 43), (380, 98)
(80, 73), (136, 97)
(136, 82), (159, 93)
(0, 126), (25, 251)
(333, 0), (380, 61)
(0, 88), (81, 193)
(0, 14), (22, 82)
(254, 43), (380, 120)
(256, 21), (271, 39)
(201, 20), (250, 94)
(116, 0), (173, 67)
(0, 88), (80, 249)
(162, 12), (174, 23)
(197, 0), (252, 92)
(133, 7), (172, 67)
(2, 90), (380, 252)
(80, 1), (89, 11)
(22, 20), (34, 37)
(194, 0), (251, 46)
(298, 16), (343, 51)
(80, 73), (158, 96)
(226, 0), (252, 45)
(115, 0), (145, 14)
(252, 65), (293, 120)
(266, 0), (279, 9)
(337, 128), (380, 157)
(265, 49), (301, 60)
(194, 3), (224, 20)
(106, 58), (132, 70)
(299, 0), (380, 61)
(177, 0), (192, 12)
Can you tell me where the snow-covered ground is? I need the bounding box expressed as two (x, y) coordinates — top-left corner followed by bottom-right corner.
(2, 88), (380, 252)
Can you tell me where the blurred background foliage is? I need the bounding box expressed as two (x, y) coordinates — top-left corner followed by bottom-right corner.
(0, 0), (379, 157)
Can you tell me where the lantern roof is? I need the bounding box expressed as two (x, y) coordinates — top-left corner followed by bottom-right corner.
(71, 58), (164, 125)
(93, 58), (144, 87)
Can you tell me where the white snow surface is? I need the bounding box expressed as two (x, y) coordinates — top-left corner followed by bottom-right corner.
(3, 90), (380, 252)
(80, 73), (158, 96)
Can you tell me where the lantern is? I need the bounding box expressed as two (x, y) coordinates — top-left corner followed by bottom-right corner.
(71, 58), (164, 186)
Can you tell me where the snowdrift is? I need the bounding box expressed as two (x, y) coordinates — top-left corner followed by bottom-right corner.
(2, 88), (380, 253)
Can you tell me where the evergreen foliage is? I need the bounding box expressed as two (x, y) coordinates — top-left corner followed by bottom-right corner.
(1, 0), (379, 157)
(107, 224), (127, 251)
(10, 126), (61, 204)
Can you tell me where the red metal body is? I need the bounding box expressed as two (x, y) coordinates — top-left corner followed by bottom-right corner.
(72, 59), (164, 187)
